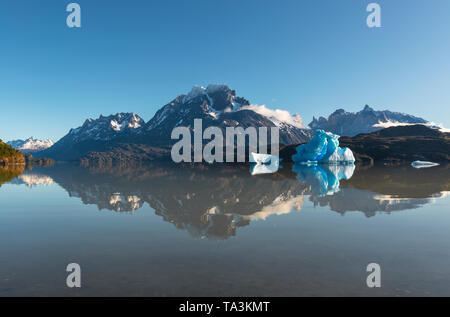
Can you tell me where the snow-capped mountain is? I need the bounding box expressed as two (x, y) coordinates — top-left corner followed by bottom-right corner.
(67, 112), (144, 142)
(39, 85), (311, 161)
(309, 105), (430, 136)
(143, 84), (310, 145)
(39, 113), (144, 161)
(7, 137), (54, 153)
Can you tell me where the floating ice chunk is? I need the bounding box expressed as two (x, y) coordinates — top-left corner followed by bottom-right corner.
(292, 129), (355, 165)
(250, 152), (278, 164)
(411, 161), (440, 168)
(249, 152), (280, 175)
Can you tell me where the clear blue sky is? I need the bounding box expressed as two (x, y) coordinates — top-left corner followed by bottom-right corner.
(1, 0), (449, 141)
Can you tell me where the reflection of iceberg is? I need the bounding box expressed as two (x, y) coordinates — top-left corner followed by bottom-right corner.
(292, 130), (355, 164)
(293, 164), (355, 196)
(250, 160), (280, 175)
(250, 152), (280, 175)
(411, 161), (439, 169)
(249, 152), (276, 164)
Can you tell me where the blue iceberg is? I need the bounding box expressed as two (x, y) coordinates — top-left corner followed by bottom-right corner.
(292, 130), (355, 165)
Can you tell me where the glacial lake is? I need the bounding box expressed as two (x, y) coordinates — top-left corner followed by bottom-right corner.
(0, 162), (449, 296)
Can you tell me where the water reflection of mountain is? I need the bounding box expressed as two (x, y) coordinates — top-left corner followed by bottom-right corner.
(341, 165), (450, 198)
(310, 164), (450, 217)
(311, 188), (447, 217)
(18, 162), (449, 238)
(35, 163), (309, 239)
(10, 173), (54, 187)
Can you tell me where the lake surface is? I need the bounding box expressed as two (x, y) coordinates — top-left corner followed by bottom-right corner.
(0, 162), (449, 296)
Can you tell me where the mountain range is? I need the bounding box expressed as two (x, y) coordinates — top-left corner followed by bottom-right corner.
(308, 105), (433, 136)
(7, 137), (54, 153)
(38, 84), (312, 161)
(28, 84), (445, 162)
(308, 105), (449, 136)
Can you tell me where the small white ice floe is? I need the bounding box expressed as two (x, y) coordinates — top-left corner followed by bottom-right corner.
(411, 160), (440, 169)
(249, 152), (278, 165)
(249, 152), (280, 175)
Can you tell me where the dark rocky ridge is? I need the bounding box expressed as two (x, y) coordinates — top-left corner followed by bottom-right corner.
(340, 125), (450, 165)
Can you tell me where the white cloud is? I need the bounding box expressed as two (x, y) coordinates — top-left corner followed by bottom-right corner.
(238, 104), (305, 129)
(373, 120), (450, 133)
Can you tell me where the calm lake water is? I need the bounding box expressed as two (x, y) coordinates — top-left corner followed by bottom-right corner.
(0, 162), (449, 296)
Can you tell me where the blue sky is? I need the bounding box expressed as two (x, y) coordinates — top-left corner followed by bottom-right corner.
(1, 0), (449, 141)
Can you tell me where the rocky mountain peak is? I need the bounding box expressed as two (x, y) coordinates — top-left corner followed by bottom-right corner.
(308, 105), (430, 136)
(38, 84), (311, 160)
(361, 105), (374, 112)
(69, 112), (144, 141)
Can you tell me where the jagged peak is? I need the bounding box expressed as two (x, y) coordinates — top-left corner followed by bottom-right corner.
(83, 112), (143, 124)
(181, 84), (233, 104)
(330, 108), (347, 116)
(307, 105), (432, 136)
(361, 104), (374, 112)
(183, 85), (207, 102)
(206, 84), (231, 94)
